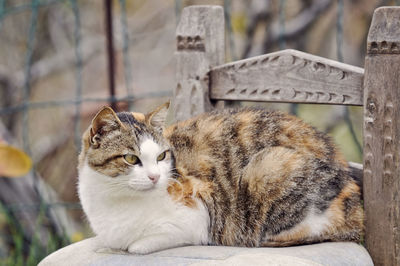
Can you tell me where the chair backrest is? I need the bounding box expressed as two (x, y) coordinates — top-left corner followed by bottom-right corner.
(173, 5), (400, 266)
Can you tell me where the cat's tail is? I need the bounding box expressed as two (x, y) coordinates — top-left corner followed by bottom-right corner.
(260, 230), (362, 247)
(260, 239), (325, 247)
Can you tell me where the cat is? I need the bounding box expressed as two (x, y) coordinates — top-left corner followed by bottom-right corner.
(78, 102), (364, 255)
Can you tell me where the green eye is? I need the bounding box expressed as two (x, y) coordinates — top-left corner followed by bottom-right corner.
(123, 154), (140, 165)
(157, 151), (167, 161)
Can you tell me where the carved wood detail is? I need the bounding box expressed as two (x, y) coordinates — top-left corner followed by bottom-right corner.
(363, 7), (400, 266)
(177, 35), (205, 51)
(172, 5), (400, 265)
(367, 7), (400, 55)
(368, 41), (400, 54)
(382, 101), (394, 184)
(173, 6), (224, 121)
(210, 49), (364, 105)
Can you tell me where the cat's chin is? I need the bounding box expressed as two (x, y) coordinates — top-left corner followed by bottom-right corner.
(131, 186), (156, 192)
(128, 183), (165, 193)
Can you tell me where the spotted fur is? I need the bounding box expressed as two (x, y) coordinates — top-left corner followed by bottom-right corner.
(78, 103), (363, 254)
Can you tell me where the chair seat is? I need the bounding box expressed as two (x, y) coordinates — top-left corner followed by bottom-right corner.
(39, 237), (373, 266)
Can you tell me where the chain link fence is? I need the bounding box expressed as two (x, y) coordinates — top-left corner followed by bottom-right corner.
(0, 0), (397, 264)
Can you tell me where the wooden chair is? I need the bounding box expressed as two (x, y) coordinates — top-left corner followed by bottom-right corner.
(173, 6), (400, 266)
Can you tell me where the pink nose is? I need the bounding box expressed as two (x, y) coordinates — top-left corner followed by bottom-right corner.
(148, 174), (160, 184)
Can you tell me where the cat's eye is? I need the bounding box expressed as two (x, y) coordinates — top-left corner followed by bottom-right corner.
(157, 151), (167, 161)
(123, 154), (140, 165)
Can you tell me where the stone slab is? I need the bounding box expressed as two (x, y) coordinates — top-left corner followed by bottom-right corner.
(39, 237), (373, 266)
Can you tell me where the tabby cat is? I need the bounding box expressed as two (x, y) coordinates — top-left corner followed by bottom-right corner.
(78, 102), (363, 254)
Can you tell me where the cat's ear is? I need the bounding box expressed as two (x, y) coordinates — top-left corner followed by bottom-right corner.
(145, 101), (170, 130)
(89, 106), (124, 148)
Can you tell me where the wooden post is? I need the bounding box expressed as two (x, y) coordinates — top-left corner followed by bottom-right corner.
(363, 7), (400, 266)
(174, 6), (225, 121)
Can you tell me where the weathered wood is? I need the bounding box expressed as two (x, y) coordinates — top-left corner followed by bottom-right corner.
(363, 7), (400, 266)
(210, 49), (364, 105)
(173, 6), (224, 121)
(173, 7), (400, 265)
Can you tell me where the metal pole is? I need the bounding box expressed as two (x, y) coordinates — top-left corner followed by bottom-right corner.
(104, 0), (117, 110)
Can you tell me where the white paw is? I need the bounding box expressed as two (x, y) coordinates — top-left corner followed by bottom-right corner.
(95, 247), (129, 255)
(127, 243), (153, 255)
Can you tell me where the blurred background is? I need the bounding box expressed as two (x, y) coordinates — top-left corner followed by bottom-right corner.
(0, 0), (398, 264)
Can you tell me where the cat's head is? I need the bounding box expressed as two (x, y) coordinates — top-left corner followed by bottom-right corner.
(79, 102), (174, 194)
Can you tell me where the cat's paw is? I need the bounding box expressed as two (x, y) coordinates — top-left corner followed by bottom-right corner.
(127, 243), (153, 255)
(95, 247), (129, 255)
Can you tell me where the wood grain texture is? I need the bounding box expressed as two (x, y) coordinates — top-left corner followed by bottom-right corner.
(210, 49), (364, 105)
(367, 7), (400, 54)
(173, 6), (225, 121)
(363, 6), (400, 266)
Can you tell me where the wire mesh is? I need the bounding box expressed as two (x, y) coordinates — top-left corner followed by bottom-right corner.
(336, 0), (362, 156)
(0, 0), (5, 29)
(0, 0), (362, 219)
(22, 0), (40, 155)
(119, 0), (134, 111)
(70, 0), (83, 151)
(0, 0), (61, 16)
(0, 1), (170, 263)
(278, 0), (286, 50)
(224, 0), (237, 61)
(0, 0), (393, 264)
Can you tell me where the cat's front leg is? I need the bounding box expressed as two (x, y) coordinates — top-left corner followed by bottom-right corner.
(127, 235), (186, 255)
(92, 236), (130, 255)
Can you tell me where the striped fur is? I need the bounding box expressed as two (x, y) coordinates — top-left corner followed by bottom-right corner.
(78, 103), (364, 253)
(165, 108), (363, 246)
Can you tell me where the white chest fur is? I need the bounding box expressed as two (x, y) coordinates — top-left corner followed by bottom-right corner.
(78, 163), (210, 254)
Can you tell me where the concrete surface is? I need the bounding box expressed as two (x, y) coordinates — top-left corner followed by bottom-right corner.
(39, 237), (373, 266)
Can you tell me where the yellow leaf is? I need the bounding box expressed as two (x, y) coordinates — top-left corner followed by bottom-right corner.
(0, 143), (32, 178)
(231, 14), (247, 35)
(71, 232), (84, 243)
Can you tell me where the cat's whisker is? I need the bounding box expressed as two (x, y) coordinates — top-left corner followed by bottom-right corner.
(168, 168), (180, 178)
(166, 177), (186, 199)
(168, 174), (180, 179)
(167, 177), (183, 187)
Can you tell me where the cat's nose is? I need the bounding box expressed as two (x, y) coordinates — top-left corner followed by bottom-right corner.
(148, 174), (160, 184)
